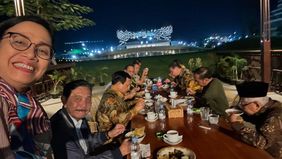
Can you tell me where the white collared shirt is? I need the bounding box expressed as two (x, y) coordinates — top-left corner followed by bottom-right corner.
(69, 114), (88, 154)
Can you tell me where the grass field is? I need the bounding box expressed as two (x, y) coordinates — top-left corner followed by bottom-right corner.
(76, 51), (218, 84)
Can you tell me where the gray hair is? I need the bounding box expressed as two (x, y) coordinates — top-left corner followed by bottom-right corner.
(240, 96), (270, 108)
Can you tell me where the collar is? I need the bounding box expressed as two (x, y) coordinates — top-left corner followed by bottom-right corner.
(108, 88), (124, 98)
(67, 112), (83, 128)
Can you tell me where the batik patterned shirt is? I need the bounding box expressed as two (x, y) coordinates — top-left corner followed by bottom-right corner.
(96, 89), (138, 132)
(232, 100), (282, 159)
(173, 68), (201, 95)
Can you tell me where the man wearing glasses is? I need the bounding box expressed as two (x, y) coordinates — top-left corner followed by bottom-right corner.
(229, 81), (282, 159)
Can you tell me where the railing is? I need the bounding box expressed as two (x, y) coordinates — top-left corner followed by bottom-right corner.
(216, 50), (282, 93)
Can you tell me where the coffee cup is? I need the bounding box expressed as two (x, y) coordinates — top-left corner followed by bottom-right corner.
(163, 130), (182, 143)
(209, 114), (219, 124)
(147, 112), (157, 120)
(170, 91), (177, 98)
(145, 93), (152, 99)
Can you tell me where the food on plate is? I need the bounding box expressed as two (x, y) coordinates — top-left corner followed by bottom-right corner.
(132, 126), (145, 137)
(157, 146), (195, 159)
(188, 80), (201, 91)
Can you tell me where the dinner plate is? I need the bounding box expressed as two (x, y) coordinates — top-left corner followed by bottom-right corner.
(139, 109), (146, 115)
(168, 95), (177, 98)
(157, 146), (196, 159)
(125, 132), (146, 143)
(225, 108), (243, 115)
(145, 99), (154, 103)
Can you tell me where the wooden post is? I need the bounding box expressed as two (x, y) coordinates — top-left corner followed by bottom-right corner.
(260, 0), (271, 83)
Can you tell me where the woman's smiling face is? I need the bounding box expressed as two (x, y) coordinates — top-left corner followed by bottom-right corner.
(0, 21), (52, 91)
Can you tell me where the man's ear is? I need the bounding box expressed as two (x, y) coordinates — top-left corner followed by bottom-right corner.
(61, 96), (67, 106)
(254, 102), (261, 110)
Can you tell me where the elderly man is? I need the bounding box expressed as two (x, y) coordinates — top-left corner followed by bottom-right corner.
(96, 71), (144, 132)
(189, 67), (228, 115)
(51, 80), (130, 159)
(229, 81), (282, 159)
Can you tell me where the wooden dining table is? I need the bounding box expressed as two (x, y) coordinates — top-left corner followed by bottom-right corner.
(130, 111), (274, 159)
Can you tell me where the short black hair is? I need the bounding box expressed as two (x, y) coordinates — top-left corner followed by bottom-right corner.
(62, 80), (92, 101)
(169, 59), (184, 68)
(132, 59), (141, 65)
(112, 71), (131, 85)
(124, 64), (134, 70)
(0, 15), (54, 45)
(193, 67), (213, 79)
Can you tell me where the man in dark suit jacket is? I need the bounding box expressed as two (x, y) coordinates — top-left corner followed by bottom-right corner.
(51, 80), (130, 159)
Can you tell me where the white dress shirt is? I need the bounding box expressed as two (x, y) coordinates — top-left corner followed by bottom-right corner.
(69, 115), (88, 154)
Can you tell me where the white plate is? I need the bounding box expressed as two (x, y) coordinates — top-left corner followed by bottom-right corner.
(163, 138), (183, 145)
(145, 116), (158, 122)
(157, 146), (196, 159)
(145, 99), (154, 103)
(139, 109), (146, 115)
(145, 96), (152, 100)
(125, 132), (146, 143)
(168, 95), (177, 98)
(225, 108), (243, 115)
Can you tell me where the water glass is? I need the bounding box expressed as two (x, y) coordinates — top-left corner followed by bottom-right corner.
(200, 107), (210, 121)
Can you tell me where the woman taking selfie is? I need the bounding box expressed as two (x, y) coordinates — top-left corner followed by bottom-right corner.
(0, 16), (54, 159)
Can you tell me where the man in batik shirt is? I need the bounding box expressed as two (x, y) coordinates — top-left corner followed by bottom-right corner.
(169, 60), (201, 96)
(96, 71), (144, 132)
(229, 81), (282, 159)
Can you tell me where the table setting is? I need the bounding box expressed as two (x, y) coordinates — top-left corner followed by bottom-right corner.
(128, 78), (272, 159)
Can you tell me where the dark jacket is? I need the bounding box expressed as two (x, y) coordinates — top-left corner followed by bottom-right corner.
(195, 78), (229, 115)
(50, 108), (122, 159)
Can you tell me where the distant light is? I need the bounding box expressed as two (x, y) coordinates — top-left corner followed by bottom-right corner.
(72, 55), (77, 59)
(83, 47), (86, 50)
(89, 53), (93, 56)
(110, 46), (114, 52)
(149, 37), (153, 40)
(82, 43), (85, 46)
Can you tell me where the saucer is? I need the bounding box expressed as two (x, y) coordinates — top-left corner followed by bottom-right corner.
(145, 116), (158, 122)
(139, 109), (146, 115)
(169, 95), (177, 98)
(163, 137), (183, 145)
(145, 97), (152, 100)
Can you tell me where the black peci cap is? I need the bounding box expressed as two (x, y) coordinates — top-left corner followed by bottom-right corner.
(236, 81), (269, 98)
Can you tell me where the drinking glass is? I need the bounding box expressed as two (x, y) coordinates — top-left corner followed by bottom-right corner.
(200, 107), (210, 121)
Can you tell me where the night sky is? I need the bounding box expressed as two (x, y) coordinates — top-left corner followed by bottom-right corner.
(53, 0), (278, 49)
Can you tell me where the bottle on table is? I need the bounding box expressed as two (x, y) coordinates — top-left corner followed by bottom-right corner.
(186, 99), (193, 115)
(131, 137), (141, 159)
(158, 104), (166, 120)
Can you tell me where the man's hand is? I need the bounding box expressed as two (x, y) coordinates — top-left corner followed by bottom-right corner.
(164, 79), (170, 84)
(187, 88), (196, 95)
(119, 139), (131, 156)
(229, 114), (243, 123)
(134, 98), (145, 112)
(108, 124), (125, 138)
(125, 88), (137, 100)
